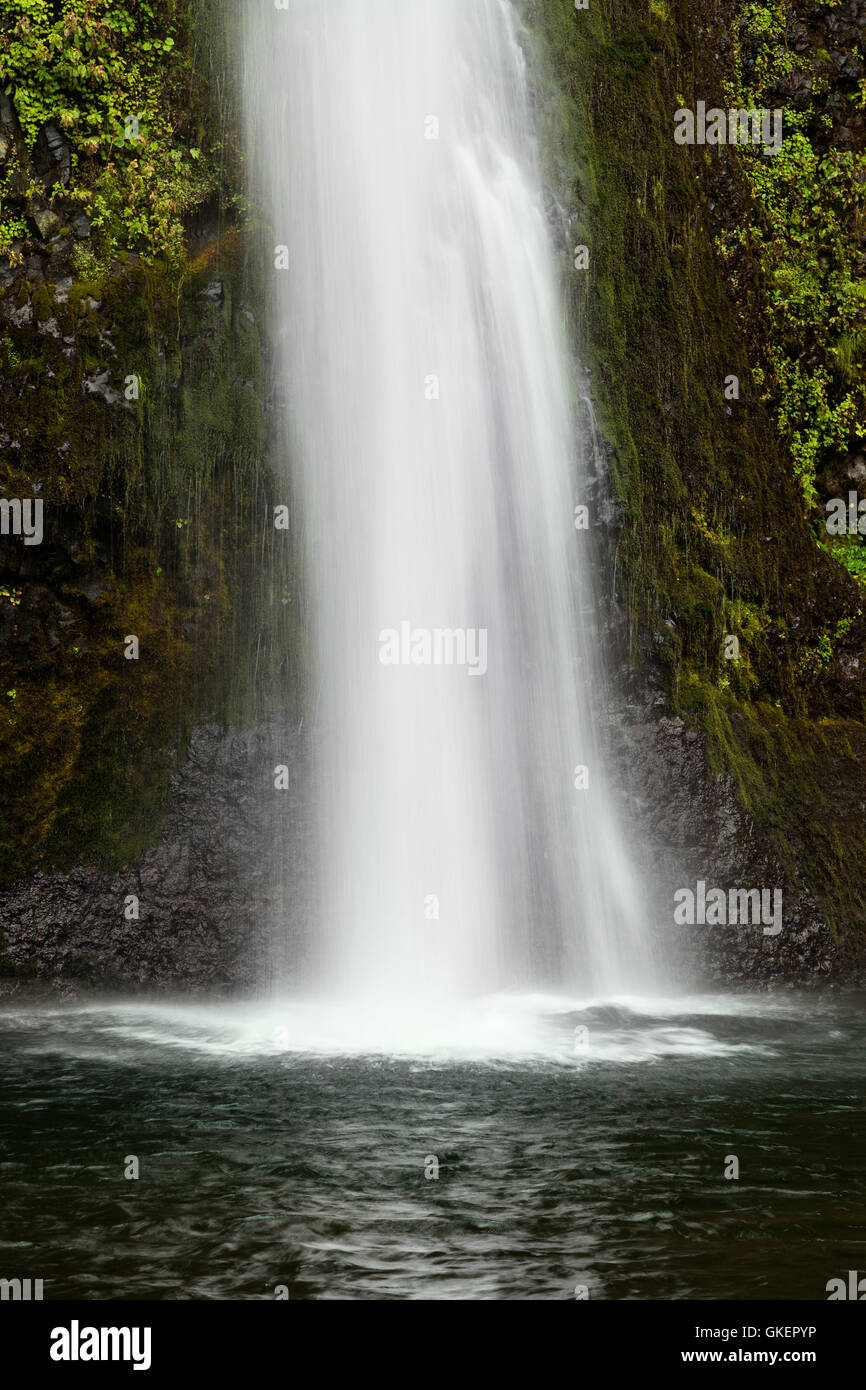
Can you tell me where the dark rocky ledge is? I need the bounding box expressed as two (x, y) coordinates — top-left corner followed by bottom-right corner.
(2, 702), (862, 999)
(0, 716), (310, 1000)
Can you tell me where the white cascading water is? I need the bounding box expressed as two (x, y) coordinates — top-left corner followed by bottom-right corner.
(242, 0), (652, 1015)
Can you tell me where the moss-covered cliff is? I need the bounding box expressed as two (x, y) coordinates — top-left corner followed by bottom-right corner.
(0, 0), (297, 892)
(524, 0), (866, 955)
(2, 0), (866, 988)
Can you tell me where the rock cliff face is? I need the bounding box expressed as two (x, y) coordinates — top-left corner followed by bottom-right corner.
(0, 7), (299, 994)
(538, 0), (866, 988)
(0, 717), (310, 997)
(610, 708), (856, 991)
(4, 694), (853, 998)
(2, 0), (866, 995)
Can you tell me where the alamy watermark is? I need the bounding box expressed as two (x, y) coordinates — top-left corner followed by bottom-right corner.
(674, 880), (783, 936)
(0, 497), (43, 545)
(827, 1270), (866, 1299)
(50, 1321), (152, 1371)
(0, 1276), (43, 1299)
(825, 492), (866, 534)
(674, 103), (782, 156)
(378, 622), (487, 676)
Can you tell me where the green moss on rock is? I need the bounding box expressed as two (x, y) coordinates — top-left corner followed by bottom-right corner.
(526, 0), (866, 944)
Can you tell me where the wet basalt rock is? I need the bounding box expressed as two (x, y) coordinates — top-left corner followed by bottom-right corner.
(0, 717), (310, 999)
(608, 706), (866, 991)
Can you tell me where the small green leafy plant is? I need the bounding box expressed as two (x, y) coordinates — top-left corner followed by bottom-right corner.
(0, 1), (221, 272)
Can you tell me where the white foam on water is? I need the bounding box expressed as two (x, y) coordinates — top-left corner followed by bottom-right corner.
(0, 993), (786, 1066)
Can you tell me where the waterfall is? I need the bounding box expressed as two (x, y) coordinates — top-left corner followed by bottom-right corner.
(242, 0), (652, 1009)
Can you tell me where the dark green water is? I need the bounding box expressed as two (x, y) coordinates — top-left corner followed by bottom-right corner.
(0, 993), (863, 1299)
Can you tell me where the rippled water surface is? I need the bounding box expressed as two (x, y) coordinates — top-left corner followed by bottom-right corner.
(1, 993), (863, 1299)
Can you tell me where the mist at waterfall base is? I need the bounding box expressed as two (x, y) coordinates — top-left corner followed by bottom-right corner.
(244, 0), (652, 1026)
